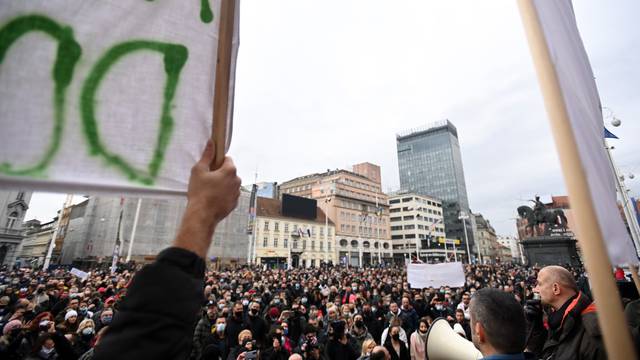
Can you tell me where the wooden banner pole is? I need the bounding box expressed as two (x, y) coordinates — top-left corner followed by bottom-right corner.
(517, 1), (636, 358)
(630, 265), (640, 297)
(211, 0), (237, 170)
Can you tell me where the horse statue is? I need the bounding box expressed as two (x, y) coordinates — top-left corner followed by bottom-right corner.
(517, 205), (568, 237)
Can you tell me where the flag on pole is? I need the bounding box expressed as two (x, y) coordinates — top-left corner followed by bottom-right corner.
(531, 0), (637, 265)
(604, 127), (619, 139)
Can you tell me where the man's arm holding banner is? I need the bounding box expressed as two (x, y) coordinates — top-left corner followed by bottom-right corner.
(93, 140), (241, 360)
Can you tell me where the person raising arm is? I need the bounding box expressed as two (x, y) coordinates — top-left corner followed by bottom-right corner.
(93, 140), (241, 360)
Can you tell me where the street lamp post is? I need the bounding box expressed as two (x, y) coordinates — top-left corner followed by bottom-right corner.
(459, 211), (474, 264)
(324, 196), (331, 264)
(603, 109), (640, 256)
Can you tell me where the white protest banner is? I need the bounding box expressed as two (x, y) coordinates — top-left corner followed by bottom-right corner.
(70, 267), (89, 282)
(0, 0), (240, 195)
(527, 0), (637, 266)
(407, 262), (465, 289)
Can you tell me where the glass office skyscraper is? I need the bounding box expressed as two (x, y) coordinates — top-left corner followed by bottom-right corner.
(396, 120), (474, 248)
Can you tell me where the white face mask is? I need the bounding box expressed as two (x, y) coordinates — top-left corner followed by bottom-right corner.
(41, 347), (54, 355)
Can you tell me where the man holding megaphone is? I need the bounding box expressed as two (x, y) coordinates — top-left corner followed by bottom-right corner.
(524, 265), (605, 360)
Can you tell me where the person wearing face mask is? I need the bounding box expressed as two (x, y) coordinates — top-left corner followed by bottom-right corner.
(411, 295), (427, 319)
(261, 328), (289, 360)
(351, 314), (373, 352)
(202, 318), (228, 360)
(362, 303), (384, 346)
(226, 302), (249, 351)
(380, 318), (408, 349)
(408, 318), (429, 360)
(342, 285), (357, 305)
(383, 325), (409, 360)
(428, 296), (453, 322)
(95, 308), (113, 332)
(227, 329), (255, 360)
(325, 320), (359, 360)
(246, 301), (268, 348)
(77, 301), (94, 323)
(73, 319), (96, 357)
(28, 333), (57, 360)
(191, 301), (219, 360)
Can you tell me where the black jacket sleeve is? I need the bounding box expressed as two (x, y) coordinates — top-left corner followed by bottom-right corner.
(93, 247), (205, 360)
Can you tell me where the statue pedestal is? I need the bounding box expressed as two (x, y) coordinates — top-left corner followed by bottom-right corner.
(521, 236), (580, 266)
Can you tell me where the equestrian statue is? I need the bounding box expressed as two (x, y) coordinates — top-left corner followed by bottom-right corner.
(517, 196), (568, 237)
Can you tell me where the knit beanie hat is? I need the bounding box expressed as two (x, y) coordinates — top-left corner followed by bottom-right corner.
(65, 310), (78, 321)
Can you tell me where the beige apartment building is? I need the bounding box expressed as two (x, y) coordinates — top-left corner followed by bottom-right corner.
(254, 197), (335, 268)
(279, 163), (392, 266)
(388, 192), (462, 263)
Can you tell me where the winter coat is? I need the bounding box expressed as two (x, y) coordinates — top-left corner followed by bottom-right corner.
(351, 326), (373, 354)
(529, 292), (606, 360)
(408, 331), (426, 360)
(191, 315), (214, 360)
(325, 336), (359, 360)
(384, 337), (410, 360)
(93, 247), (207, 360)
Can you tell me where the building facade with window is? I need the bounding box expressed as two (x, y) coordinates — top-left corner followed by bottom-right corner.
(497, 235), (523, 264)
(396, 120), (476, 258)
(254, 197), (335, 268)
(17, 219), (55, 267)
(56, 190), (250, 267)
(474, 213), (499, 264)
(279, 164), (392, 267)
(0, 190), (32, 266)
(388, 192), (462, 263)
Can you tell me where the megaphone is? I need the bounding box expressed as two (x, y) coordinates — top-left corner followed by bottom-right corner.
(425, 318), (483, 360)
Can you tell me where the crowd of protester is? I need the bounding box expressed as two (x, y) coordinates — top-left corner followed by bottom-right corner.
(0, 260), (609, 360)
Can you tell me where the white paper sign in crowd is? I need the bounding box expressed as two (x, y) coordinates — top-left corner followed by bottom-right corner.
(0, 0), (239, 195)
(70, 267), (90, 282)
(407, 262), (466, 289)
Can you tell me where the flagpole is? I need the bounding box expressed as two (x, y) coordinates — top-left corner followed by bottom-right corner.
(518, 1), (636, 358)
(605, 140), (640, 294)
(605, 141), (640, 254)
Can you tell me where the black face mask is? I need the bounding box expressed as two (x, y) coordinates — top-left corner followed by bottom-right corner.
(250, 309), (259, 316)
(391, 334), (400, 341)
(234, 311), (243, 318)
(355, 320), (364, 328)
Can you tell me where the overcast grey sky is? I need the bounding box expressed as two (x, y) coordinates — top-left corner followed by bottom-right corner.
(26, 0), (640, 237)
